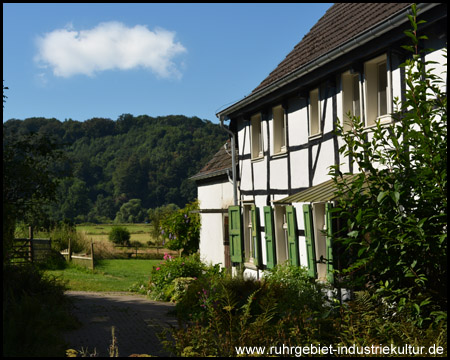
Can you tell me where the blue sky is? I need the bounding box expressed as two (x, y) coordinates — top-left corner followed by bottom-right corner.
(3, 3), (332, 124)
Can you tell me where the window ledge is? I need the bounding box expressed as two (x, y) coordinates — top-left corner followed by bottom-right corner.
(271, 151), (288, 160)
(365, 115), (393, 130)
(251, 155), (264, 163)
(308, 132), (323, 141)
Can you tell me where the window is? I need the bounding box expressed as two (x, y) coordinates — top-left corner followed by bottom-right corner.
(303, 202), (334, 283)
(312, 203), (327, 281)
(250, 113), (263, 159)
(341, 71), (361, 131)
(309, 88), (321, 136)
(273, 205), (299, 266)
(243, 204), (262, 266)
(274, 206), (288, 264)
(272, 105), (287, 154)
(364, 54), (391, 127)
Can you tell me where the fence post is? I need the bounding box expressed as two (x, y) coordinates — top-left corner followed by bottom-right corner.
(90, 241), (95, 270)
(29, 226), (34, 263)
(68, 237), (72, 262)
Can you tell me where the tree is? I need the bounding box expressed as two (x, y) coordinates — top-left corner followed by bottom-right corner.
(115, 198), (147, 223)
(160, 200), (200, 255)
(148, 203), (179, 246)
(108, 226), (131, 246)
(330, 4), (446, 325)
(3, 132), (69, 263)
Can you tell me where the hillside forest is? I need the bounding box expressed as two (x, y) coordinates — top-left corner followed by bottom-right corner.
(3, 114), (228, 224)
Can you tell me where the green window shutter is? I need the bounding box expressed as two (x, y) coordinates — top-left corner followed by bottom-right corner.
(251, 205), (263, 267)
(263, 206), (276, 269)
(325, 202), (334, 284)
(286, 205), (299, 266)
(302, 204), (317, 278)
(228, 206), (243, 263)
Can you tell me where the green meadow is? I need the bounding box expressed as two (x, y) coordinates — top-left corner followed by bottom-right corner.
(45, 259), (163, 292)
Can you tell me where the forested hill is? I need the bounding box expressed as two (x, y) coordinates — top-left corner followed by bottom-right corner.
(3, 114), (228, 223)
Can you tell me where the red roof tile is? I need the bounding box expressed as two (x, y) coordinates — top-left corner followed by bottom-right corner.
(252, 3), (412, 94)
(191, 140), (235, 180)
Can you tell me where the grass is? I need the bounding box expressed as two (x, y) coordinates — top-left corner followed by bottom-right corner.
(77, 223), (156, 245)
(45, 259), (163, 292)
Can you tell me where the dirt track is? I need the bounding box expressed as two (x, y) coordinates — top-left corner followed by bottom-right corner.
(64, 291), (177, 357)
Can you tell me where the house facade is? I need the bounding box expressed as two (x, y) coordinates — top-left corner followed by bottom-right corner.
(191, 140), (237, 269)
(200, 3), (447, 280)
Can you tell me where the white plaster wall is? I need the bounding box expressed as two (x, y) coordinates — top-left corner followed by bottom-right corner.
(290, 149), (309, 189)
(198, 180), (234, 209)
(311, 139), (335, 185)
(199, 213), (225, 266)
(240, 158), (252, 192)
(321, 92), (334, 134)
(288, 98), (309, 146)
(270, 157), (288, 189)
(198, 180), (234, 267)
(253, 159), (267, 190)
(426, 48), (447, 93)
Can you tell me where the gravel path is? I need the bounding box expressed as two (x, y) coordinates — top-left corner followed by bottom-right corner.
(64, 291), (177, 357)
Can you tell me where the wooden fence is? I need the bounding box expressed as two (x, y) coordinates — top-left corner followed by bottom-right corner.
(113, 245), (179, 258)
(10, 237), (52, 265)
(61, 238), (95, 270)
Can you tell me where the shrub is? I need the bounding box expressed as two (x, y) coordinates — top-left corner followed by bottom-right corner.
(165, 262), (333, 357)
(335, 291), (447, 356)
(148, 253), (205, 301)
(37, 248), (67, 270)
(3, 264), (78, 356)
(263, 262), (330, 315)
(49, 222), (86, 253)
(108, 226), (131, 246)
(160, 200), (200, 255)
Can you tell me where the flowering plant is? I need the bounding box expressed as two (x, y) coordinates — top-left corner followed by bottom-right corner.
(160, 200), (200, 255)
(149, 253), (205, 301)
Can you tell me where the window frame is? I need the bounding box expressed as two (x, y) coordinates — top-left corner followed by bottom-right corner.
(308, 88), (321, 137)
(250, 113), (263, 160)
(272, 104), (287, 155)
(274, 205), (289, 264)
(341, 71), (361, 132)
(364, 54), (392, 127)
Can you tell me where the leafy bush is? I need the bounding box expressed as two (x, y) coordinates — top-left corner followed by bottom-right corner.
(3, 264), (78, 356)
(160, 200), (200, 255)
(37, 248), (67, 270)
(108, 226), (131, 246)
(49, 221), (86, 253)
(335, 291), (447, 356)
(263, 262), (330, 315)
(148, 253), (205, 301)
(163, 262), (332, 357)
(329, 4), (447, 326)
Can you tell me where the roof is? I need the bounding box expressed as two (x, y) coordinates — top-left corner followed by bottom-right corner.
(191, 140), (235, 181)
(216, 3), (422, 119)
(274, 173), (364, 204)
(251, 3), (412, 94)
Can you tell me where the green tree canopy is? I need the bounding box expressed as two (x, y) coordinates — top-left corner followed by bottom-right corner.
(330, 4), (446, 326)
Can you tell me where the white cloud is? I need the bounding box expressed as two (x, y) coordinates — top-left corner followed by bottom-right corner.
(35, 22), (187, 78)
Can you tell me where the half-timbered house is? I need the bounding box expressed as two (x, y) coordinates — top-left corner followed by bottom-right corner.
(199, 3), (447, 280)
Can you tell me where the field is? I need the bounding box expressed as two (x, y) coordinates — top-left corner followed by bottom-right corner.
(77, 223), (156, 245)
(44, 224), (177, 292)
(45, 259), (162, 292)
